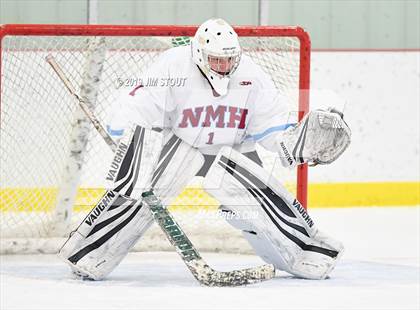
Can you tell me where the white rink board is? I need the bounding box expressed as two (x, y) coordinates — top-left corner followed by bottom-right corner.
(310, 51), (420, 183)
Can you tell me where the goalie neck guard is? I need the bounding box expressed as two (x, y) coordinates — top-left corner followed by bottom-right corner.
(191, 18), (241, 97)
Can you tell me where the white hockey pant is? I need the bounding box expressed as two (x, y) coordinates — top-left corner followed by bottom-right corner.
(59, 126), (204, 279)
(203, 146), (344, 280)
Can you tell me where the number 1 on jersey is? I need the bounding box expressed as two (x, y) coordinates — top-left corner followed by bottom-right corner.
(206, 132), (214, 145)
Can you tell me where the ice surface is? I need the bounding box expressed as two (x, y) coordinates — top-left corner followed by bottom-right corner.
(1, 207), (419, 310)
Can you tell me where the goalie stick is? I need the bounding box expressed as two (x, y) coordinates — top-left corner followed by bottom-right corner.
(45, 54), (118, 152)
(46, 55), (275, 286)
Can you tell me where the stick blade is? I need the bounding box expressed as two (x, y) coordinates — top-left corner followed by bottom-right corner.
(188, 260), (275, 287)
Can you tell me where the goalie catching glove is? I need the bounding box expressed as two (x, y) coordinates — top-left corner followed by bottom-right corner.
(278, 108), (351, 167)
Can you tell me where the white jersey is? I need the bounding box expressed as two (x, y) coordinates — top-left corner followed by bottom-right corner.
(108, 45), (291, 155)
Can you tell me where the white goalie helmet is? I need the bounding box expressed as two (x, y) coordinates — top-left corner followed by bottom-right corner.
(191, 18), (241, 96)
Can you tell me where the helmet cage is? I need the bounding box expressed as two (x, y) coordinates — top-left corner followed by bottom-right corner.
(203, 51), (241, 78)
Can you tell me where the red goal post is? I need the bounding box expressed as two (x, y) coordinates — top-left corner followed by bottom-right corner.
(0, 24), (310, 253)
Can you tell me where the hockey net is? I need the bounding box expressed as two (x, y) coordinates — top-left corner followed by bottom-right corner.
(0, 25), (310, 254)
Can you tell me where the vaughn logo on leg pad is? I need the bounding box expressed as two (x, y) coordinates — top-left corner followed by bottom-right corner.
(292, 199), (314, 228)
(85, 191), (116, 226)
(106, 142), (128, 181)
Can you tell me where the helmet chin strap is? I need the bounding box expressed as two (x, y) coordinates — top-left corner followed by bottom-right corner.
(215, 70), (230, 76)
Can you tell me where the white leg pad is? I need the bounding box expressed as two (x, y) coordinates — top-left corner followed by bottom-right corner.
(59, 191), (151, 280)
(204, 146), (344, 280)
(59, 126), (204, 279)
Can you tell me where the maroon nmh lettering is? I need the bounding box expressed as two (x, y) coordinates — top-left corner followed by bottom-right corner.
(178, 105), (248, 129)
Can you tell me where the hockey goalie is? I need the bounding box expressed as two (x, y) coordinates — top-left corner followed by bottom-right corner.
(59, 18), (351, 282)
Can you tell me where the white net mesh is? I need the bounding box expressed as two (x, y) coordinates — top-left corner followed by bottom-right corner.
(0, 30), (307, 254)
